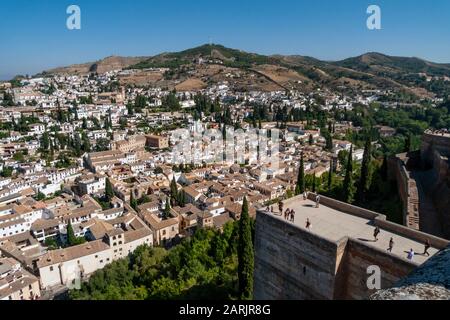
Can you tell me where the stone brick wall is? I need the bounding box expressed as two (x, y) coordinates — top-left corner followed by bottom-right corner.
(387, 155), (419, 229)
(254, 211), (341, 300)
(371, 245), (450, 300)
(339, 240), (417, 300)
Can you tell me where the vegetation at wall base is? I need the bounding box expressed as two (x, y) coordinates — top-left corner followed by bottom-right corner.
(69, 220), (254, 300)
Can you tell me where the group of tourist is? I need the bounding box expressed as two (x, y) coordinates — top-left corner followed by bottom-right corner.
(264, 193), (320, 229)
(268, 196), (434, 262)
(373, 226), (432, 260)
(284, 208), (296, 222)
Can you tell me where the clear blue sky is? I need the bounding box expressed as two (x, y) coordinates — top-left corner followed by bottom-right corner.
(1, 0), (449, 80)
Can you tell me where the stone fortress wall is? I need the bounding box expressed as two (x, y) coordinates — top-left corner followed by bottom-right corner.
(390, 131), (450, 239)
(253, 194), (450, 300)
(254, 210), (343, 300)
(388, 155), (420, 229)
(421, 132), (450, 237)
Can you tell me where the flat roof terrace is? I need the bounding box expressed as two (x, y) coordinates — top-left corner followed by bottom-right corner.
(265, 194), (449, 265)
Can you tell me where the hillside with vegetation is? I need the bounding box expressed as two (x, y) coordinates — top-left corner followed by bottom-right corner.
(38, 44), (450, 97)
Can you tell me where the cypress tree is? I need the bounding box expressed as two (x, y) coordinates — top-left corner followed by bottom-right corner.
(295, 153), (305, 195)
(66, 221), (76, 246)
(238, 197), (254, 300)
(73, 135), (82, 157)
(170, 177), (178, 205)
(328, 159), (333, 191)
(164, 198), (171, 219)
(325, 133), (333, 151)
(405, 134), (412, 153)
(82, 132), (91, 152)
(342, 145), (355, 203)
(178, 190), (186, 207)
(380, 155), (388, 181)
(130, 192), (138, 211)
(41, 132), (50, 150)
(105, 178), (114, 201)
(312, 174), (316, 193)
(357, 136), (372, 202)
(49, 139), (54, 160)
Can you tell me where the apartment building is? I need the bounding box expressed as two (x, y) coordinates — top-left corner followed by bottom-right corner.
(137, 206), (179, 246)
(146, 134), (169, 149)
(37, 217), (153, 289)
(0, 203), (44, 239)
(114, 135), (146, 153)
(77, 174), (106, 196)
(85, 150), (126, 173)
(0, 257), (41, 300)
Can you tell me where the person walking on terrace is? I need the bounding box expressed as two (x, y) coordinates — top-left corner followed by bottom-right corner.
(315, 195), (321, 208)
(407, 248), (415, 260)
(387, 237), (394, 252)
(284, 209), (290, 220)
(306, 218), (311, 230)
(278, 200), (283, 215)
(373, 226), (380, 242)
(290, 210), (296, 222)
(423, 239), (431, 257)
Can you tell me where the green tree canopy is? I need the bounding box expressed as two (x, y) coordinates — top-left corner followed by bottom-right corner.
(342, 145), (355, 204)
(105, 178), (114, 201)
(295, 153), (305, 195)
(237, 197), (254, 300)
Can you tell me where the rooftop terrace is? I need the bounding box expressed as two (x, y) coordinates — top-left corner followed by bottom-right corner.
(266, 194), (449, 265)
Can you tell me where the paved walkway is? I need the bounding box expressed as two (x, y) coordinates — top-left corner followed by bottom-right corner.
(269, 198), (440, 265)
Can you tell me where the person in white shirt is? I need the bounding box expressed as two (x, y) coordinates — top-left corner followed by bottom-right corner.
(407, 248), (415, 260)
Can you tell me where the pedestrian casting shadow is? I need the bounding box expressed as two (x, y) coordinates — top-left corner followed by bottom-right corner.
(357, 238), (377, 242)
(303, 204), (315, 208)
(415, 253), (427, 257)
(273, 212), (282, 216)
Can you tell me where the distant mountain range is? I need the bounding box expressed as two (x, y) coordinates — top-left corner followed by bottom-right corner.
(40, 44), (450, 98)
